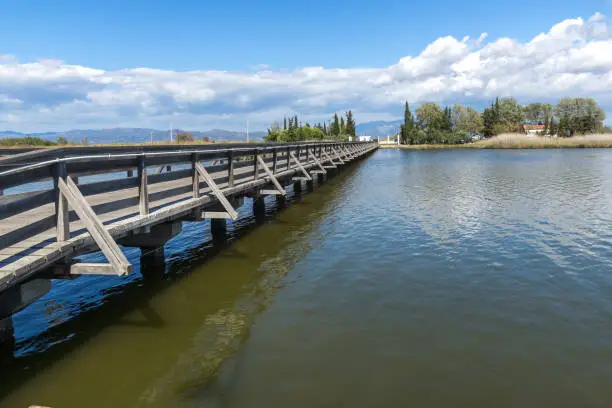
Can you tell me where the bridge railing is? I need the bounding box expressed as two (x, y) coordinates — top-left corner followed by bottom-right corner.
(0, 142), (377, 273)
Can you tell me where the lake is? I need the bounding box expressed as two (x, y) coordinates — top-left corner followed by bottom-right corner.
(2, 148), (612, 407)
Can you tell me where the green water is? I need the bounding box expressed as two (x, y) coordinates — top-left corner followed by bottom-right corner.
(3, 149), (612, 407)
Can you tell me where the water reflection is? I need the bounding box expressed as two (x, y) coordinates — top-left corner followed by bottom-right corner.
(0, 161), (363, 407)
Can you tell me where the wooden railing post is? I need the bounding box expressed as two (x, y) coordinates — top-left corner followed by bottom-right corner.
(228, 150), (235, 187)
(138, 155), (149, 216)
(191, 153), (200, 199)
(272, 148), (278, 174)
(286, 146), (291, 170)
(253, 148), (260, 179)
(54, 161), (69, 242)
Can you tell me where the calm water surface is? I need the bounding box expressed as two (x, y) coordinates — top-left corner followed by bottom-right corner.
(2, 149), (612, 407)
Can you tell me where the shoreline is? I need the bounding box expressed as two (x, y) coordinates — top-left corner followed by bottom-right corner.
(379, 133), (612, 150)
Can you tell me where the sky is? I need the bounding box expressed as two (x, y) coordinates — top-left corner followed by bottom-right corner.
(1, 0), (611, 132)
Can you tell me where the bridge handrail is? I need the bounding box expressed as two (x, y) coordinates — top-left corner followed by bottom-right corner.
(0, 141), (369, 188)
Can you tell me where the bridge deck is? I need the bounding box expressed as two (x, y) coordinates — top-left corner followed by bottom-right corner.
(0, 142), (377, 292)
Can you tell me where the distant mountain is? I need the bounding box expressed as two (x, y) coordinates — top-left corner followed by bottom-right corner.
(0, 128), (267, 144)
(356, 120), (402, 137)
(1, 120), (400, 144)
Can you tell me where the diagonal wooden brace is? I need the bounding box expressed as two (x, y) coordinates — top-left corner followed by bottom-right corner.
(290, 152), (312, 181)
(343, 145), (355, 159)
(195, 162), (239, 220)
(331, 147), (345, 164)
(58, 176), (132, 276)
(257, 156), (287, 195)
(320, 149), (338, 168)
(308, 149), (327, 174)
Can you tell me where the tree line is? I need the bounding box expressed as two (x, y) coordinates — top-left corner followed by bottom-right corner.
(266, 111), (357, 142)
(400, 97), (608, 145)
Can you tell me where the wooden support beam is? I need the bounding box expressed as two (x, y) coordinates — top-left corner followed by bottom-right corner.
(253, 149), (260, 180)
(191, 153), (200, 199)
(71, 263), (118, 275)
(331, 147), (345, 164)
(259, 189), (283, 195)
(58, 176), (132, 275)
(308, 148), (327, 174)
(202, 211), (233, 219)
(195, 162), (239, 220)
(272, 148), (278, 174)
(320, 149), (337, 168)
(228, 150), (235, 187)
(53, 161), (70, 242)
(257, 156), (287, 195)
(138, 155), (149, 216)
(290, 152), (312, 181)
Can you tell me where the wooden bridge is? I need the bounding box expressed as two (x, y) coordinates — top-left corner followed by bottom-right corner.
(0, 141), (377, 298)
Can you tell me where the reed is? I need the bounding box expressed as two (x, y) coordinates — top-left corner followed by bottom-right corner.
(393, 133), (612, 150)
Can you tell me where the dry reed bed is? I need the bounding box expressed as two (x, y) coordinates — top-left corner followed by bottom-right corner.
(393, 133), (612, 150)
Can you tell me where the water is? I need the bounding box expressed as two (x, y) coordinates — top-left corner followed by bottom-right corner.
(3, 148), (612, 407)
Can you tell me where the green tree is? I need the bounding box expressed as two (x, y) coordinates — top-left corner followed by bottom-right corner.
(400, 102), (415, 144)
(524, 103), (553, 124)
(345, 110), (357, 139)
(497, 97), (524, 132)
(57, 136), (68, 145)
(331, 113), (340, 137)
(452, 105), (483, 134)
(554, 97), (606, 135)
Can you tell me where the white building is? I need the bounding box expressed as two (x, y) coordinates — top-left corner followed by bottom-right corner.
(358, 135), (373, 142)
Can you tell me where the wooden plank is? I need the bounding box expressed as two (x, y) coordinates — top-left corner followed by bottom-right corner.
(0, 190), (54, 221)
(58, 177), (131, 275)
(195, 163), (239, 220)
(289, 152), (312, 181)
(78, 177), (138, 197)
(259, 189), (283, 195)
(71, 263), (117, 275)
(257, 156), (286, 195)
(202, 211), (231, 219)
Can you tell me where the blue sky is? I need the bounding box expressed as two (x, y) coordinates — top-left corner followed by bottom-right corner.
(1, 0), (609, 70)
(1, 0), (611, 131)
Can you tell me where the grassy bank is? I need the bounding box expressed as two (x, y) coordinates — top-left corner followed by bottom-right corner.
(382, 133), (612, 150)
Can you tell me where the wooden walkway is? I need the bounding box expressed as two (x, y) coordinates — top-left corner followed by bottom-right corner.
(0, 141), (377, 293)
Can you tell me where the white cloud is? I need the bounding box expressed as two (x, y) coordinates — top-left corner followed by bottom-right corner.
(1, 12), (611, 132)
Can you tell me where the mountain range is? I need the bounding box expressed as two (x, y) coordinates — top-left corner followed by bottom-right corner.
(0, 120), (401, 144)
(0, 128), (267, 144)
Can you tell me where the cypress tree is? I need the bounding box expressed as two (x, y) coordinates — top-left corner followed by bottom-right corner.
(332, 113), (340, 136)
(402, 102), (415, 144)
(345, 110), (356, 138)
(283, 117), (287, 131)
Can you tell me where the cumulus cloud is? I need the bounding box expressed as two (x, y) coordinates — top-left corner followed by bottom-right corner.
(1, 12), (611, 132)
